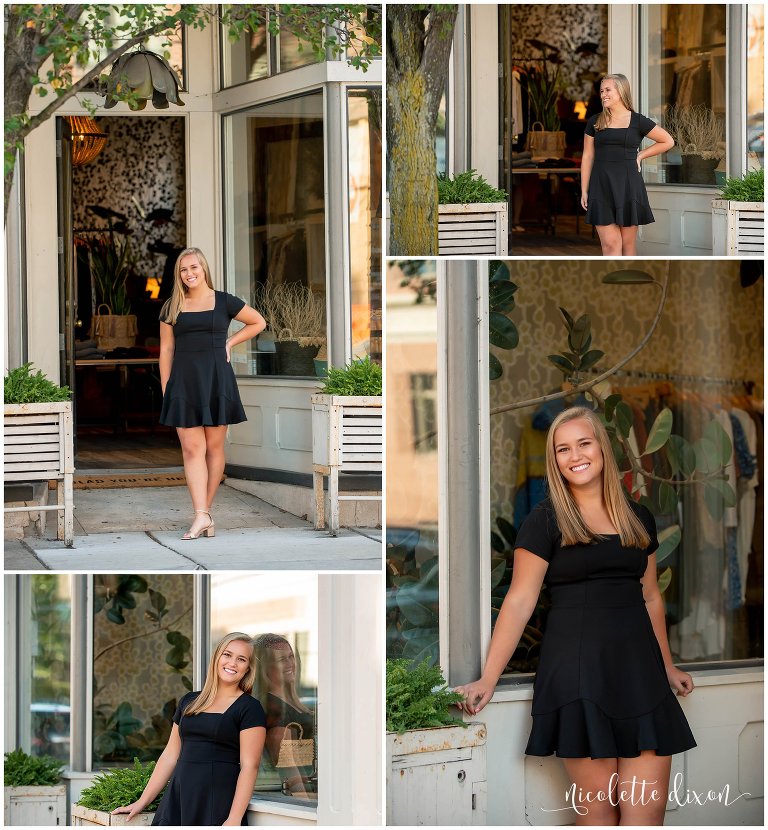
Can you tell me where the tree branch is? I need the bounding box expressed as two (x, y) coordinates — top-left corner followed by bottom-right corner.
(93, 605), (193, 662)
(490, 264), (670, 416)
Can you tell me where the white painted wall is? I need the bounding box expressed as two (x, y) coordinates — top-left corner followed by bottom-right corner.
(480, 668), (763, 826)
(469, 5), (500, 187)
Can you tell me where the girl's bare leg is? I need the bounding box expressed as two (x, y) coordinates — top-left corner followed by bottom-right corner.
(177, 426), (210, 535)
(615, 751), (671, 825)
(620, 226), (639, 256)
(561, 757), (620, 826)
(204, 425), (228, 511)
(595, 224), (623, 256)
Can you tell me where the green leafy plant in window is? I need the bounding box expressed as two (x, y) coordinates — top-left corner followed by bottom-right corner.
(437, 169), (508, 204)
(386, 658), (466, 733)
(4, 748), (63, 787)
(718, 169), (764, 202)
(320, 355), (382, 396)
(76, 758), (163, 812)
(4, 363), (71, 403)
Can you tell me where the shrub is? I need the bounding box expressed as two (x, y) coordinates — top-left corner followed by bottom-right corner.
(77, 758), (162, 812)
(437, 169), (508, 204)
(4, 748), (63, 787)
(4, 363), (71, 404)
(320, 355), (382, 396)
(718, 169), (764, 202)
(386, 658), (467, 734)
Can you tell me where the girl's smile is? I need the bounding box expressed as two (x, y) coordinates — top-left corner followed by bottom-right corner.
(554, 419), (604, 488)
(217, 640), (252, 685)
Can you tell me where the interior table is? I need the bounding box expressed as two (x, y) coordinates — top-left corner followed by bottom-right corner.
(511, 167), (583, 236)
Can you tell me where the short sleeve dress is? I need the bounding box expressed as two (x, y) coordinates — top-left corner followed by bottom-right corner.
(152, 691), (267, 826)
(159, 291), (247, 427)
(584, 111), (657, 227)
(516, 497), (696, 759)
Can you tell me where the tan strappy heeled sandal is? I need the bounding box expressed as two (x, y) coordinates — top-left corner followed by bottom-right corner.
(182, 509), (215, 540)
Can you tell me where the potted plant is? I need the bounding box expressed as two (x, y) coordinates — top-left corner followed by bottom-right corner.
(311, 356), (382, 534)
(89, 236), (138, 350)
(4, 748), (66, 826)
(436, 169), (509, 255)
(386, 658), (487, 826)
(525, 60), (566, 160)
(72, 759), (160, 826)
(664, 105), (725, 185)
(256, 282), (326, 376)
(4, 363), (74, 545)
(712, 169), (764, 255)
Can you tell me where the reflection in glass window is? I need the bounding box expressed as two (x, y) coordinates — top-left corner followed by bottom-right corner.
(386, 263), (440, 665)
(30, 576), (71, 762)
(211, 574), (318, 802)
(436, 90), (448, 175)
(92, 575), (193, 766)
(221, 6), (270, 86)
(223, 93), (326, 378)
(643, 4), (727, 186)
(348, 89), (383, 363)
(747, 5), (765, 170)
(278, 28), (320, 73)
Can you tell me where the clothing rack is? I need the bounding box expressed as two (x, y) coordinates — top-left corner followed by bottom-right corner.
(587, 366), (754, 388)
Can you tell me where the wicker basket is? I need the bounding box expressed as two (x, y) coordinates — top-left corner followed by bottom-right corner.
(276, 722), (315, 768)
(91, 304), (137, 350)
(526, 122), (566, 160)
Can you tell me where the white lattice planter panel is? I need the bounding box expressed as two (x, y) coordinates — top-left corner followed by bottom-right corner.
(311, 394), (382, 536)
(711, 199), (764, 255)
(438, 202), (509, 256)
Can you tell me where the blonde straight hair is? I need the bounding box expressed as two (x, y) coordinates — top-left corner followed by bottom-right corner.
(594, 73), (634, 132)
(159, 247), (215, 325)
(184, 632), (256, 717)
(253, 633), (310, 714)
(545, 406), (651, 549)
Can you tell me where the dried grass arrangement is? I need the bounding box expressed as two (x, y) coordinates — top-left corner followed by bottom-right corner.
(664, 105), (725, 159)
(257, 282), (326, 346)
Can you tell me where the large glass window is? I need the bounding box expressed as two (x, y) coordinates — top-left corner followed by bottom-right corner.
(29, 576), (71, 762)
(211, 574), (318, 802)
(386, 262), (440, 665)
(92, 575), (193, 766)
(223, 93), (327, 379)
(221, 5), (270, 86)
(490, 263), (763, 679)
(348, 89), (382, 362)
(643, 4), (727, 186)
(747, 4), (765, 170)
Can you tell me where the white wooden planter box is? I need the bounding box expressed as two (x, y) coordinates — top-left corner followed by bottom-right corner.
(5, 785), (67, 826)
(71, 804), (154, 826)
(387, 723), (487, 826)
(438, 203), (509, 256)
(4, 402), (75, 546)
(311, 394), (382, 536)
(711, 199), (764, 255)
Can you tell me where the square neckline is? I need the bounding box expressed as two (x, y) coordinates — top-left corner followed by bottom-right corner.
(181, 290), (218, 314)
(197, 691), (245, 715)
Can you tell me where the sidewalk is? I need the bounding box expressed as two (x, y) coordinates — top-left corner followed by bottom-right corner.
(4, 481), (381, 571)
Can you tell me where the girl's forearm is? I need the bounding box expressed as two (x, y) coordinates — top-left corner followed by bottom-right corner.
(135, 751), (178, 809)
(480, 595), (534, 685)
(580, 157), (592, 192)
(638, 141), (673, 162)
(227, 323), (266, 348)
(226, 764), (259, 823)
(645, 593), (675, 668)
(159, 353), (173, 392)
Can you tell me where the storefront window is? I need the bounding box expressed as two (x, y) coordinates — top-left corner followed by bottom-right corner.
(436, 89), (448, 175)
(211, 574), (318, 802)
(491, 263), (763, 679)
(348, 89), (382, 362)
(223, 93), (326, 379)
(386, 262), (440, 665)
(92, 575), (193, 766)
(642, 4), (727, 186)
(747, 4), (765, 170)
(29, 576), (71, 762)
(220, 6), (270, 86)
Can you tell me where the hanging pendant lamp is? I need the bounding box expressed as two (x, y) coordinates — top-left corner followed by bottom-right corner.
(67, 115), (108, 166)
(102, 46), (185, 111)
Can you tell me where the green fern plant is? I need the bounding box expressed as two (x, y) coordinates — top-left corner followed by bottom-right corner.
(718, 169), (764, 202)
(76, 758), (162, 812)
(320, 355), (382, 396)
(386, 658), (467, 733)
(4, 363), (71, 403)
(4, 748), (63, 786)
(437, 169), (508, 204)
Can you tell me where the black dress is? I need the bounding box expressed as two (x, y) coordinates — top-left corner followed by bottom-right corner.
(517, 497), (696, 759)
(152, 691), (267, 826)
(159, 291), (247, 427)
(584, 111), (656, 227)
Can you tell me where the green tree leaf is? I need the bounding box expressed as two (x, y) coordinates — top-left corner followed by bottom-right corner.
(707, 477), (737, 508)
(614, 401), (633, 438)
(604, 393), (623, 422)
(489, 312), (519, 350)
(657, 567), (672, 594)
(579, 349), (605, 371)
(655, 524), (681, 565)
(703, 418), (733, 466)
(666, 434), (696, 477)
(644, 408), (673, 455)
(694, 437), (720, 474)
(548, 354), (576, 374)
(657, 481), (678, 514)
(704, 483), (726, 521)
(489, 352), (502, 380)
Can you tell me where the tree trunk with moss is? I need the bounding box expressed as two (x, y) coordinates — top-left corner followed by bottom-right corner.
(386, 5), (457, 256)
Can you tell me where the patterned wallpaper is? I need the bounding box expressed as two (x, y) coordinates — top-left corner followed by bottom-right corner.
(93, 575), (193, 747)
(506, 3), (608, 103)
(72, 116), (187, 279)
(490, 260), (764, 524)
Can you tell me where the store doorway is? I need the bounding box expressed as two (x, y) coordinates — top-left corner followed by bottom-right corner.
(58, 114), (186, 471)
(499, 4), (606, 254)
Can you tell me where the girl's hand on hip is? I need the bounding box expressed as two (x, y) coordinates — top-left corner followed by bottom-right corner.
(667, 666), (694, 696)
(454, 679), (495, 715)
